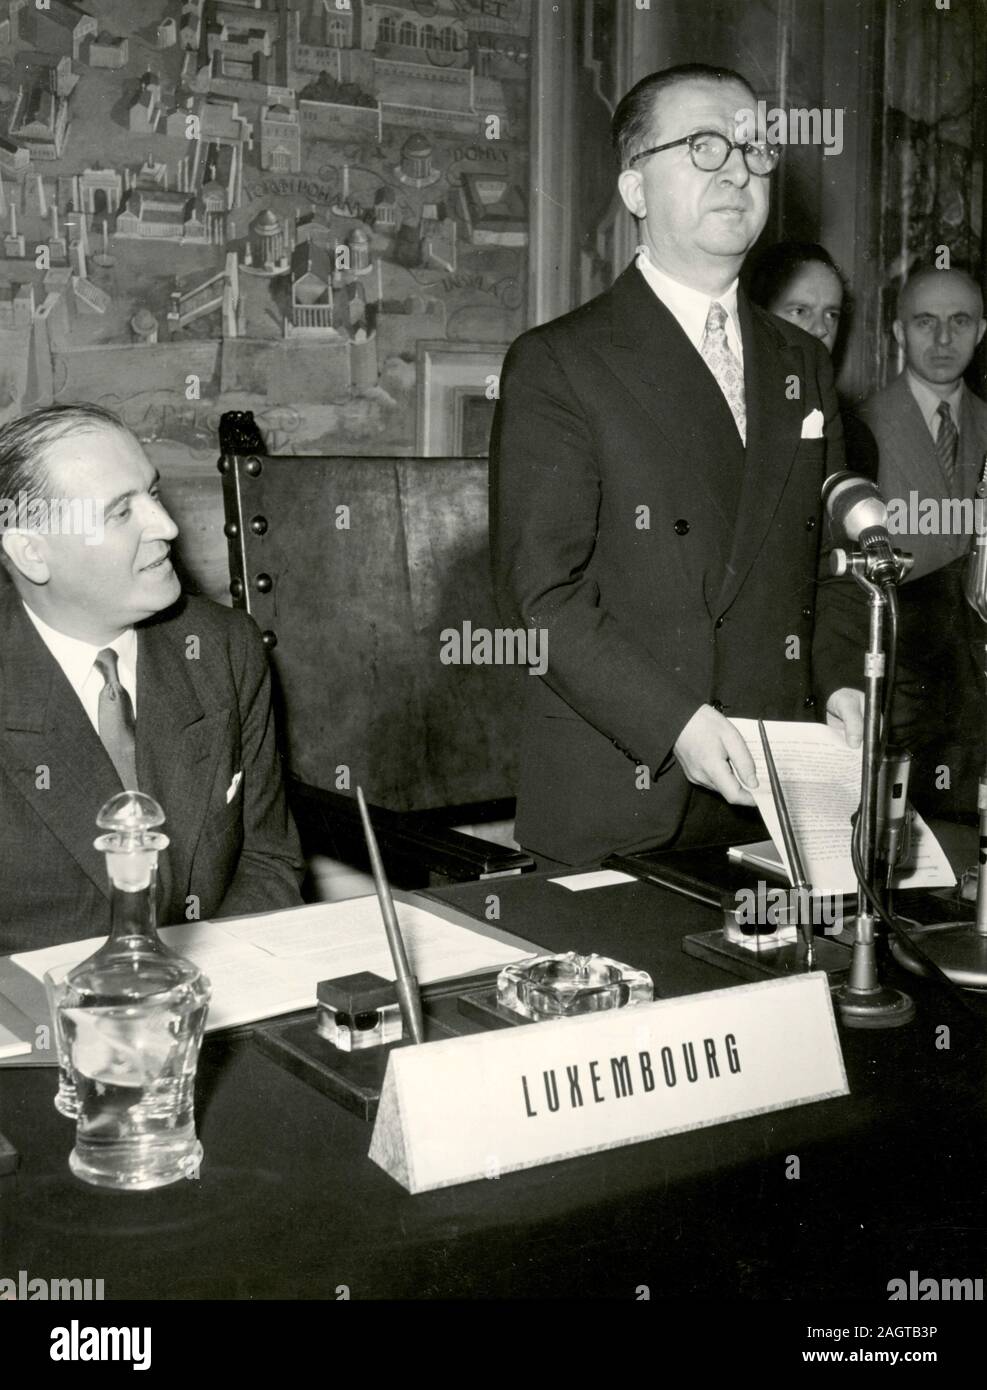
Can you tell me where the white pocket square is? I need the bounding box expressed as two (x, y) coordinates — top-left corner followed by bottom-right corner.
(801, 408), (825, 439)
(226, 770), (243, 804)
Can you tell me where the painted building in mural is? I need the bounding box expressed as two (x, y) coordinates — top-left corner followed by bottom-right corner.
(259, 92), (301, 172)
(0, 0), (531, 458)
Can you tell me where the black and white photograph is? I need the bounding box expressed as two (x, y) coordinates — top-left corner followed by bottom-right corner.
(0, 0), (985, 1361)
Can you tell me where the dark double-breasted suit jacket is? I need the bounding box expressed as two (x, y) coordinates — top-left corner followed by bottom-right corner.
(490, 263), (845, 865)
(0, 588), (304, 954)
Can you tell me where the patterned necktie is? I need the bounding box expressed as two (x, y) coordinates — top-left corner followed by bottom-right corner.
(94, 648), (138, 790)
(936, 400), (958, 484)
(700, 301), (747, 444)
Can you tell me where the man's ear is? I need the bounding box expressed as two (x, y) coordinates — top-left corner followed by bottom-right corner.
(891, 319), (905, 352)
(976, 317), (986, 349)
(617, 168), (646, 220)
(1, 529), (51, 586)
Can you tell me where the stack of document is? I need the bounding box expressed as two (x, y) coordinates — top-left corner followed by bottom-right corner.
(728, 719), (956, 896)
(0, 896), (538, 1061)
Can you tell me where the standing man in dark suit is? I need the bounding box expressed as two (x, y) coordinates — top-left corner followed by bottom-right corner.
(0, 404), (304, 953)
(491, 64), (859, 868)
(816, 267), (987, 815)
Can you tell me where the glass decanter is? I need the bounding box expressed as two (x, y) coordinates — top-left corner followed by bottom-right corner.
(59, 792), (211, 1190)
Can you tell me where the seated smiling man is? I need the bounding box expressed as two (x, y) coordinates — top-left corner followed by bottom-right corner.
(0, 403), (304, 953)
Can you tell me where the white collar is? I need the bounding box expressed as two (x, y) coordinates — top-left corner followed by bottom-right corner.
(635, 247), (743, 359)
(21, 601), (138, 716)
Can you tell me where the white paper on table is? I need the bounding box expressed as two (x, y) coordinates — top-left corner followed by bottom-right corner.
(730, 718), (955, 896)
(217, 897), (535, 986)
(549, 870), (636, 892)
(9, 898), (537, 1034)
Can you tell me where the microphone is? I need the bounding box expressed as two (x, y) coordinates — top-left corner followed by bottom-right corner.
(876, 745), (913, 877)
(822, 471), (901, 585)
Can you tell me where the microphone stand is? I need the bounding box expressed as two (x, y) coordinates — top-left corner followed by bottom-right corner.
(832, 549), (916, 1027)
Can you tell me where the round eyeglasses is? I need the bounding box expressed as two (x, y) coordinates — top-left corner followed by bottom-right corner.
(629, 130), (780, 177)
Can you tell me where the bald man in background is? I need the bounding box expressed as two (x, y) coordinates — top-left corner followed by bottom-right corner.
(816, 266), (987, 815)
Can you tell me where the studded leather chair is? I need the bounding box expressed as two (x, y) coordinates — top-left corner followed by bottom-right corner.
(217, 411), (531, 885)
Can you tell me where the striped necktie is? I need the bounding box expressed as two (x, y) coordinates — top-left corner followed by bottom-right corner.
(700, 301), (747, 445)
(936, 400), (958, 484)
(94, 648), (138, 790)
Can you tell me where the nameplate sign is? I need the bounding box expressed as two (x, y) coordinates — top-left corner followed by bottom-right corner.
(369, 973), (847, 1194)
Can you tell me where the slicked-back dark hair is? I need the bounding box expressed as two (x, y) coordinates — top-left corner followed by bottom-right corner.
(612, 63), (757, 170)
(0, 402), (130, 516)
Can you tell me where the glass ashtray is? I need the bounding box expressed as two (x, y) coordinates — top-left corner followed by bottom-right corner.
(497, 951), (653, 1021)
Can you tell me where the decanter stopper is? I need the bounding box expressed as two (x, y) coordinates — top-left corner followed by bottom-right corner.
(94, 790), (169, 891)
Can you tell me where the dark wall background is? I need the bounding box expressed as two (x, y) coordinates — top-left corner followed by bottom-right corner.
(562, 0), (987, 404)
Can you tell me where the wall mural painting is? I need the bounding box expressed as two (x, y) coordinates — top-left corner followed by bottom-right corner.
(0, 0), (532, 459)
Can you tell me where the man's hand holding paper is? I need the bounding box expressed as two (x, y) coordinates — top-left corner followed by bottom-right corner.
(825, 687), (865, 750)
(729, 719), (955, 895)
(673, 704), (759, 807)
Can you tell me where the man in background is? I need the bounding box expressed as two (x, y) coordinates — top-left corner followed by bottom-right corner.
(816, 266), (987, 816)
(0, 403), (304, 952)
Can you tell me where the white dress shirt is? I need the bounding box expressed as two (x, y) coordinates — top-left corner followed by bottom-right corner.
(21, 602), (138, 735)
(635, 246), (744, 364)
(906, 369), (964, 443)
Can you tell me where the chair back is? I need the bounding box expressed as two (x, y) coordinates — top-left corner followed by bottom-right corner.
(219, 422), (521, 813)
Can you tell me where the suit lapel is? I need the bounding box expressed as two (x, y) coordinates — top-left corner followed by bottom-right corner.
(601, 266), (742, 552)
(879, 375), (987, 498)
(714, 297), (805, 613)
(0, 595), (121, 900)
(879, 376), (942, 495)
(866, 375), (981, 579)
(959, 388), (987, 493)
(135, 609), (229, 912)
(0, 594), (231, 923)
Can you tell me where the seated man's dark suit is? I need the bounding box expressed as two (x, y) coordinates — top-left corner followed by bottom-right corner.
(0, 588), (304, 953)
(490, 262), (845, 865)
(816, 371), (987, 816)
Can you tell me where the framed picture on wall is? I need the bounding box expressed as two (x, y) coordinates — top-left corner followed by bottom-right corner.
(415, 339), (504, 456)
